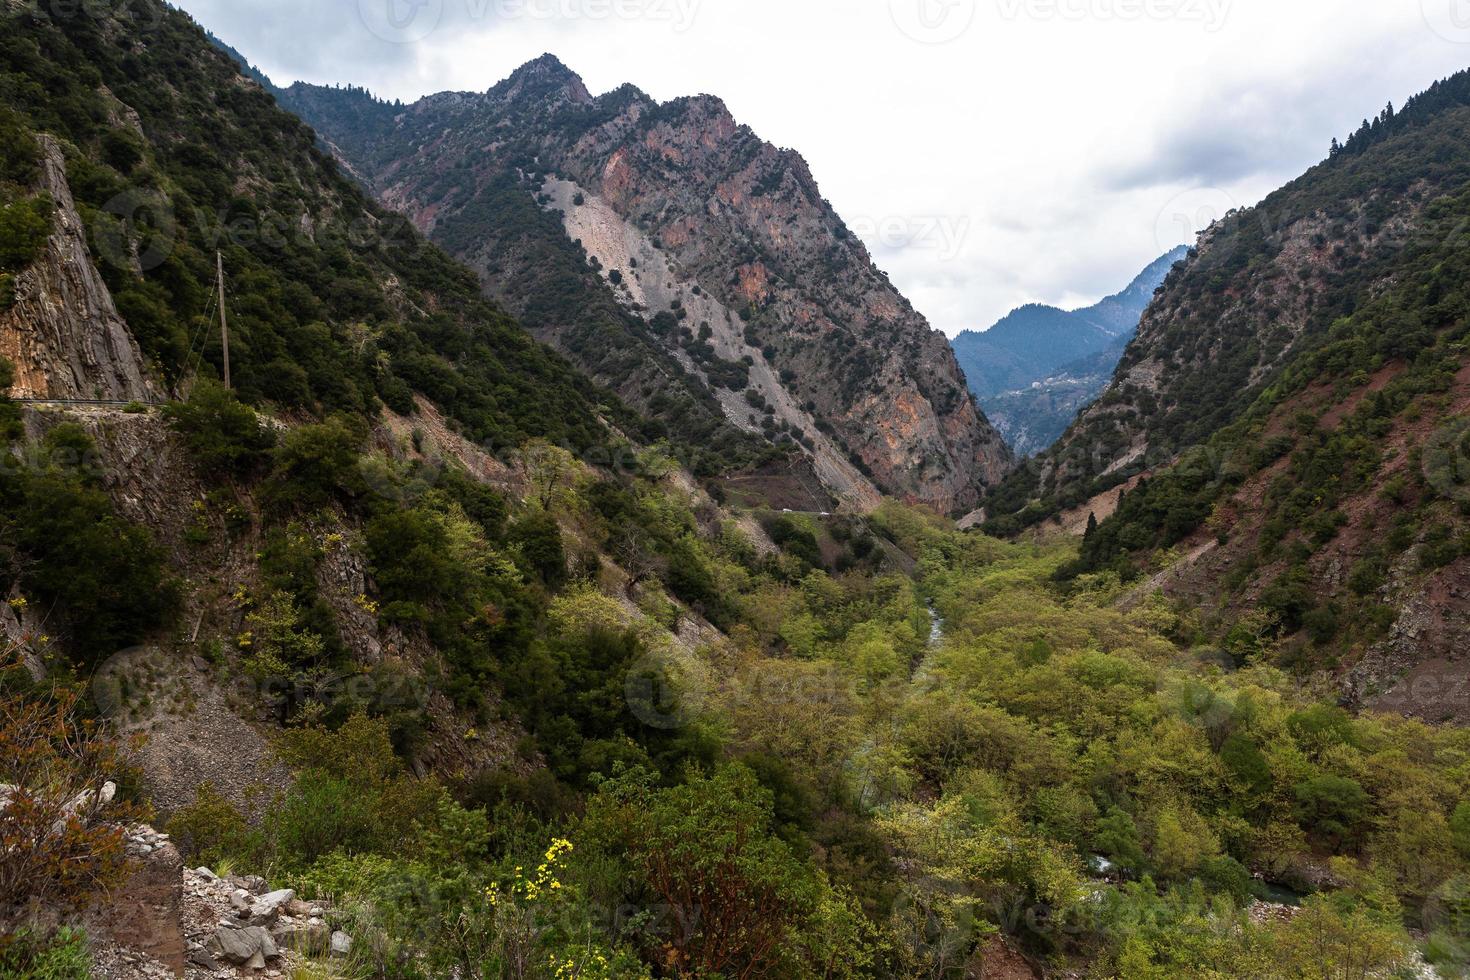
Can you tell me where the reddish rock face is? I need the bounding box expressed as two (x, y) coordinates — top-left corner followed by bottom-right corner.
(0, 137), (160, 403)
(282, 57), (1013, 513)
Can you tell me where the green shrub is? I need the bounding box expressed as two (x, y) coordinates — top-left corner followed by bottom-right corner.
(0, 356), (17, 438)
(0, 928), (91, 980)
(585, 765), (833, 976)
(0, 109), (40, 187)
(161, 380), (276, 478)
(263, 416), (367, 512)
(0, 194), (51, 271)
(167, 783), (262, 870)
(0, 427), (175, 665)
(509, 511), (566, 588)
(1294, 775), (1370, 847)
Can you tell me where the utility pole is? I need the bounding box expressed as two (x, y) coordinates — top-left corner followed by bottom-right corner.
(216, 251), (231, 390)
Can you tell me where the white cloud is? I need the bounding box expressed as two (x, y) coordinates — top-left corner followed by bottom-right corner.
(178, 0), (1470, 335)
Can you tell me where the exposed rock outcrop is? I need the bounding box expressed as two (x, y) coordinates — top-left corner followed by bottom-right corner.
(0, 136), (160, 403)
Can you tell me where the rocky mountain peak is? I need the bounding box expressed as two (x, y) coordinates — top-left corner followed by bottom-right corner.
(492, 53), (593, 106)
(282, 59), (1014, 512)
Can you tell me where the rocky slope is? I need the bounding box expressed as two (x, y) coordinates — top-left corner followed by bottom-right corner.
(87, 824), (353, 979)
(987, 85), (1470, 522)
(277, 58), (1012, 513)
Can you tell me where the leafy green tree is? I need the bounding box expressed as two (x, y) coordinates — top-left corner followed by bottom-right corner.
(162, 380), (276, 478)
(500, 511), (561, 592)
(0, 195), (50, 271)
(0, 108), (40, 186)
(1452, 802), (1470, 860)
(585, 765), (841, 977)
(1294, 775), (1371, 848)
(1094, 807), (1147, 873)
(1219, 733), (1272, 797)
(264, 416), (366, 512)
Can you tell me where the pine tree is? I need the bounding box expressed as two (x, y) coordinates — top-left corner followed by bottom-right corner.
(1085, 512), (1099, 540)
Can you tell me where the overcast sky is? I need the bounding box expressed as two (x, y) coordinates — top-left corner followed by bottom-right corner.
(177, 0), (1470, 336)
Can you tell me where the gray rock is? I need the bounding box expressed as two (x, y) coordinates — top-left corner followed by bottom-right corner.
(256, 888), (295, 911)
(195, 866), (218, 882)
(0, 136), (160, 402)
(187, 945), (221, 971)
(330, 931), (353, 957)
(244, 888), (297, 925)
(211, 925), (278, 966)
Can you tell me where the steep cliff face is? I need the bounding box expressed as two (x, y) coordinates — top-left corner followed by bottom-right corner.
(0, 137), (159, 402)
(280, 58), (1011, 512)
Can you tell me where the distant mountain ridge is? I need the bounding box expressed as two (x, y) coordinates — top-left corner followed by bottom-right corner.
(952, 247), (1186, 454)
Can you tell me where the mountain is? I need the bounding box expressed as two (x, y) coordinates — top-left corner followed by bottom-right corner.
(983, 72), (1470, 720)
(276, 58), (1012, 513)
(952, 247), (1187, 455)
(6, 7), (1470, 978)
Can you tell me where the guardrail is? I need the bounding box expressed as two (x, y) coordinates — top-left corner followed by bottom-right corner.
(11, 398), (164, 407)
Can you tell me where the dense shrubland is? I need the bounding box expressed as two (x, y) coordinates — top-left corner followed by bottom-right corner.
(11, 364), (1458, 976)
(142, 401), (1470, 976)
